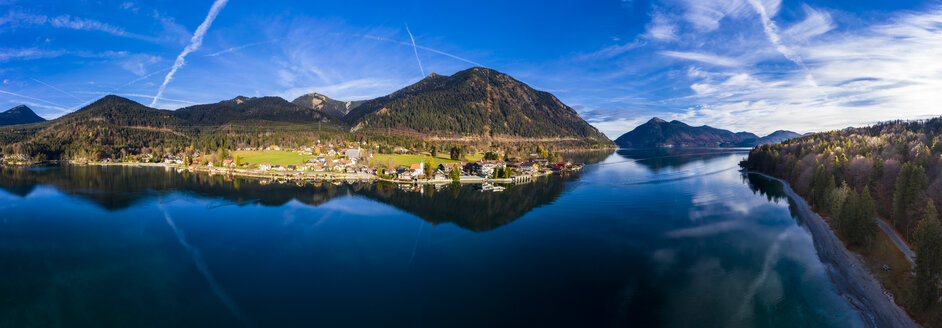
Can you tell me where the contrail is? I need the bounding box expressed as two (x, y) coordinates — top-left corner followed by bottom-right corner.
(77, 91), (199, 105)
(363, 34), (484, 67)
(30, 78), (83, 101)
(414, 44), (483, 67)
(158, 201), (251, 327)
(0, 89), (71, 112)
(408, 221), (424, 265)
(746, 0), (820, 88)
(206, 39), (277, 57)
(150, 0), (229, 107)
(115, 66), (172, 92)
(734, 228), (793, 323)
(405, 24), (425, 76)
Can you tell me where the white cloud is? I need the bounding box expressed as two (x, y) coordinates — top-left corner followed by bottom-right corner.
(0, 12), (155, 41)
(644, 11), (677, 41)
(782, 5), (835, 43)
(660, 51), (742, 67)
(673, 8), (942, 135)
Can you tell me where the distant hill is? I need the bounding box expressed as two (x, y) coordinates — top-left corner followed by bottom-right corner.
(0, 95), (346, 160)
(614, 118), (759, 148)
(755, 130), (802, 145)
(291, 92), (365, 119)
(0, 105), (46, 126)
(174, 96), (335, 125)
(342, 67), (611, 145)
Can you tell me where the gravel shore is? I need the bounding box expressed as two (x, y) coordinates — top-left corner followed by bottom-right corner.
(750, 172), (919, 328)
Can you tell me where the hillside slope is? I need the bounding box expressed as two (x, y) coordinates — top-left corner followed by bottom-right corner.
(342, 67), (611, 145)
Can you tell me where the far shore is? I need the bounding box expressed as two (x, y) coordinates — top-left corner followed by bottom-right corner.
(748, 171), (919, 328)
(1, 160), (560, 186)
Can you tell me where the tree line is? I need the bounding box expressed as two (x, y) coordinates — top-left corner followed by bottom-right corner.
(742, 117), (942, 311)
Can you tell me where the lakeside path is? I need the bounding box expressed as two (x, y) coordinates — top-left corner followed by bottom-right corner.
(748, 172), (919, 328)
(876, 218), (916, 265)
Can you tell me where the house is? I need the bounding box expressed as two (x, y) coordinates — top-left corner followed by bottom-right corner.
(222, 159), (233, 167)
(344, 166), (357, 173)
(345, 148), (363, 159)
(259, 163), (273, 170)
(481, 162), (504, 177)
(433, 169), (448, 180)
(438, 162), (459, 172)
(394, 146), (408, 153)
(327, 149), (337, 156)
(518, 162), (539, 173)
(286, 165), (297, 171)
(268, 145), (281, 151)
(396, 169), (413, 180)
(463, 162), (482, 175)
(273, 165), (287, 171)
(306, 164), (324, 171)
(409, 163), (424, 171)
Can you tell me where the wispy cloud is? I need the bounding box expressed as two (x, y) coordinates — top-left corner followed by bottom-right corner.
(0, 11), (155, 42)
(644, 10), (677, 41)
(151, 0), (229, 107)
(0, 48), (128, 62)
(672, 8), (942, 135)
(660, 51), (741, 67)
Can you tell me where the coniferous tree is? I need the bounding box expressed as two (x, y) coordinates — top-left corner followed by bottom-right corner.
(912, 200), (942, 310)
(893, 162), (927, 231)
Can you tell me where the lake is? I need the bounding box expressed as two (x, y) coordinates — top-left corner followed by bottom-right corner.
(0, 149), (866, 327)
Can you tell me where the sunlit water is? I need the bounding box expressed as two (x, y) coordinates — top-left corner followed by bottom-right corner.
(0, 149), (866, 327)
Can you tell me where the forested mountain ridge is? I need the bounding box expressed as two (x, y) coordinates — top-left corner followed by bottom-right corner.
(0, 95), (346, 161)
(175, 96), (335, 125)
(742, 117), (942, 316)
(291, 92), (365, 119)
(614, 117), (760, 148)
(0, 105), (46, 126)
(341, 67), (612, 145)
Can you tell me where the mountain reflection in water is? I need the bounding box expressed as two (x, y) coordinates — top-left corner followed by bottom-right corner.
(0, 163), (584, 232)
(0, 149), (867, 328)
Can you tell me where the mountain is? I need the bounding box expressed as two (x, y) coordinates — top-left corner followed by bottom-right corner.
(614, 118), (759, 148)
(0, 105), (46, 126)
(291, 92), (365, 119)
(755, 130), (801, 145)
(342, 67), (611, 145)
(0, 95), (346, 160)
(174, 96), (335, 125)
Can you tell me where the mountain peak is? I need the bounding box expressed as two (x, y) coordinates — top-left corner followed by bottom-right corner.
(0, 104), (46, 126)
(87, 95), (143, 108)
(615, 118), (759, 148)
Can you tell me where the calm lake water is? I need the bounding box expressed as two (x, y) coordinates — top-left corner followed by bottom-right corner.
(0, 149), (866, 327)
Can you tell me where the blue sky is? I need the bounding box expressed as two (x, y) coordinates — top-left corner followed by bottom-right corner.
(1, 0), (940, 137)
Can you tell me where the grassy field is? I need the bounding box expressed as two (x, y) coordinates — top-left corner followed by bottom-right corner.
(369, 152), (484, 168)
(231, 150), (486, 168)
(232, 150), (318, 166)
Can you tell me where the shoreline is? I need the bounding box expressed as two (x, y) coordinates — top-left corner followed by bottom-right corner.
(20, 161), (558, 185)
(748, 171), (919, 328)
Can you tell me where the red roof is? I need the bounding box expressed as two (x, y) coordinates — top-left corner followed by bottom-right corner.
(409, 164), (422, 170)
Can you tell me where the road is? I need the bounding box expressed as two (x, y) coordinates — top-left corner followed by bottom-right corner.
(875, 218), (916, 265)
(750, 172), (919, 328)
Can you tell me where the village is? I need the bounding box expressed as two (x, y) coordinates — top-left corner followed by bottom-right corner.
(114, 140), (584, 191)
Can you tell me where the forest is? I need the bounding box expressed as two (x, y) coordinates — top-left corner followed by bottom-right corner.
(742, 117), (942, 313)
